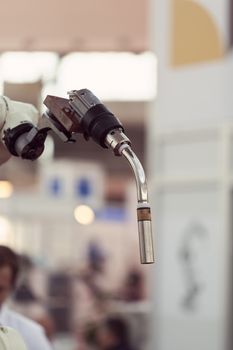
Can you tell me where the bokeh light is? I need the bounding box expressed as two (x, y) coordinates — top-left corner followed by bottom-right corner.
(74, 205), (95, 225)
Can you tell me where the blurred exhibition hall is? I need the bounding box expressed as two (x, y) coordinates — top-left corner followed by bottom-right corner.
(0, 0), (232, 350)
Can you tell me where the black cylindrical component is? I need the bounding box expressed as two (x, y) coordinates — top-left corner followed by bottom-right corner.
(3, 123), (34, 156)
(80, 104), (124, 148)
(3, 123), (48, 160)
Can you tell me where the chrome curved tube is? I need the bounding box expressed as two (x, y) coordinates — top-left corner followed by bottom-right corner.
(121, 146), (148, 203)
(121, 146), (155, 264)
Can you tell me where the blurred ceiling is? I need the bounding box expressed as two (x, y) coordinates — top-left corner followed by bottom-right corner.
(0, 0), (149, 52)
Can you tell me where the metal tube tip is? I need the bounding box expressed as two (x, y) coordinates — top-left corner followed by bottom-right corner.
(137, 206), (155, 264)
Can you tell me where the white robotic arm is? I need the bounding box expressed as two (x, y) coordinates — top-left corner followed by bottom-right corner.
(0, 96), (39, 132)
(0, 96), (48, 164)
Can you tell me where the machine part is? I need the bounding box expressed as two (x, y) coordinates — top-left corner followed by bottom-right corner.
(105, 129), (131, 156)
(0, 97), (45, 162)
(42, 89), (155, 264)
(121, 146), (147, 203)
(43, 95), (82, 135)
(3, 123), (33, 156)
(0, 98), (40, 138)
(122, 146), (154, 264)
(0, 96), (9, 130)
(3, 123), (49, 160)
(105, 130), (154, 263)
(68, 89), (101, 114)
(41, 111), (73, 143)
(137, 206), (154, 264)
(68, 89), (124, 147)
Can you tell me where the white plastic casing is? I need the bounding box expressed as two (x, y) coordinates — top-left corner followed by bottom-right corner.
(0, 97), (40, 165)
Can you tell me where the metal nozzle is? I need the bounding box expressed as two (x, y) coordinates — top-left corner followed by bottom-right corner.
(105, 131), (155, 264)
(42, 90), (155, 264)
(122, 147), (154, 264)
(137, 206), (154, 264)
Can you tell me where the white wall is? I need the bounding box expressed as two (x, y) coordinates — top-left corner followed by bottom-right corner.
(149, 1), (233, 349)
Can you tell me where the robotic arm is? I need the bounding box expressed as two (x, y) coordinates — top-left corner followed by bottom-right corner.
(0, 96), (49, 162)
(0, 90), (154, 264)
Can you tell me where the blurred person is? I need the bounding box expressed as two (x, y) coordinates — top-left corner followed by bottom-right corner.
(73, 241), (110, 348)
(0, 326), (27, 350)
(0, 245), (53, 350)
(120, 269), (145, 302)
(12, 254), (55, 339)
(13, 282), (55, 340)
(96, 317), (136, 350)
(82, 241), (108, 299)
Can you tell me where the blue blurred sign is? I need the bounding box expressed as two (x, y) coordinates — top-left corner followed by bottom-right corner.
(49, 178), (63, 196)
(75, 178), (92, 198)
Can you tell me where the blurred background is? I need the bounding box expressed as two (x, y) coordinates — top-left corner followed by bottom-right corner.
(0, 0), (232, 349)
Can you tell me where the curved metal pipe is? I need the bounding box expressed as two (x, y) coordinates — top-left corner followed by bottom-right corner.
(105, 129), (155, 264)
(121, 146), (148, 203)
(121, 146), (155, 264)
